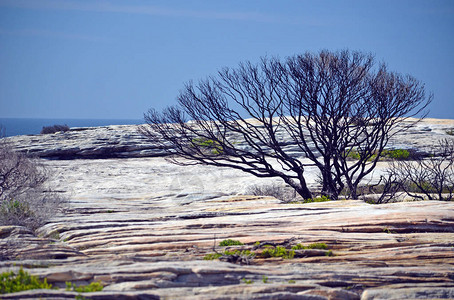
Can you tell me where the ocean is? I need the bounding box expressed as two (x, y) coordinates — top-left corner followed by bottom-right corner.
(0, 118), (144, 137)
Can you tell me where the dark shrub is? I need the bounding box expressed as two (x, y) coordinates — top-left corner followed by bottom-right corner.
(40, 124), (70, 134)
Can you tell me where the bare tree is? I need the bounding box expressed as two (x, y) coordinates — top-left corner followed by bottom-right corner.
(0, 130), (66, 230)
(141, 50), (431, 200)
(388, 139), (454, 201)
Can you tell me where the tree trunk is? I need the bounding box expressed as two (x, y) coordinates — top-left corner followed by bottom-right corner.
(348, 182), (358, 199)
(296, 185), (313, 200)
(286, 176), (312, 200)
(320, 168), (339, 200)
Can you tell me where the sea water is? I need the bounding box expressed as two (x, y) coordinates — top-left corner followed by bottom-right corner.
(0, 118), (144, 137)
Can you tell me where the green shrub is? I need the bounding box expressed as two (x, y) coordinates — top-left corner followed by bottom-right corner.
(0, 267), (52, 294)
(225, 249), (253, 256)
(219, 239), (243, 246)
(292, 242), (328, 250)
(304, 195), (331, 203)
(259, 246), (294, 259)
(384, 149), (410, 160)
(346, 149), (361, 160)
(203, 253), (223, 260)
(346, 148), (410, 161)
(191, 138), (223, 154)
(203, 249), (253, 260)
(204, 243), (332, 261)
(65, 281), (103, 293)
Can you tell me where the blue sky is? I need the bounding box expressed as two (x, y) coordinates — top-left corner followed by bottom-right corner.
(0, 0), (453, 119)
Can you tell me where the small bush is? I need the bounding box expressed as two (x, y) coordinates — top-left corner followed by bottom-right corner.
(219, 239), (243, 246)
(292, 242), (328, 250)
(259, 246), (294, 259)
(203, 249), (254, 260)
(346, 148), (410, 161)
(191, 138), (223, 155)
(384, 149), (410, 160)
(446, 129), (454, 136)
(0, 267), (52, 294)
(203, 253), (222, 260)
(304, 195), (331, 203)
(40, 124), (70, 134)
(345, 149), (361, 160)
(65, 281), (103, 293)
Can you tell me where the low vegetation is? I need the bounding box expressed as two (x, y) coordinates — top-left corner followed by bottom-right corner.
(248, 140), (454, 204)
(376, 139), (454, 203)
(203, 249), (254, 261)
(289, 195), (331, 204)
(40, 124), (70, 134)
(259, 246), (295, 259)
(203, 241), (333, 262)
(191, 138), (223, 155)
(0, 139), (66, 230)
(0, 267), (52, 294)
(291, 242), (328, 250)
(219, 239), (243, 246)
(0, 267), (104, 296)
(65, 281), (103, 293)
(346, 148), (411, 161)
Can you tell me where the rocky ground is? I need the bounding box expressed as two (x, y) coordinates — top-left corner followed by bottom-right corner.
(1, 118), (454, 299)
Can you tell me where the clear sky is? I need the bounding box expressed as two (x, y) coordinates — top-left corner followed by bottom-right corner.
(0, 0), (453, 120)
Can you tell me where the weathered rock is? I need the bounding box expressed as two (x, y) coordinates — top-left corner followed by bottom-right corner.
(1, 118), (454, 299)
(361, 285), (454, 300)
(3, 118), (454, 159)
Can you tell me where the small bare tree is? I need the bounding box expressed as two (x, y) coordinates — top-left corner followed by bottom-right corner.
(0, 131), (66, 230)
(388, 139), (454, 201)
(142, 50), (431, 200)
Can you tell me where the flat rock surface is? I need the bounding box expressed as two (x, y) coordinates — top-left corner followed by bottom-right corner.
(1, 118), (454, 299)
(4, 118), (454, 159)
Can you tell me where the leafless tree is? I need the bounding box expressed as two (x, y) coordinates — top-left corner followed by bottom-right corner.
(141, 50), (431, 200)
(387, 139), (454, 201)
(0, 130), (66, 230)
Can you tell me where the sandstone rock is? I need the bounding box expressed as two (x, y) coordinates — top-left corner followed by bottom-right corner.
(361, 285), (454, 300)
(3, 118), (454, 159)
(1, 118), (454, 299)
